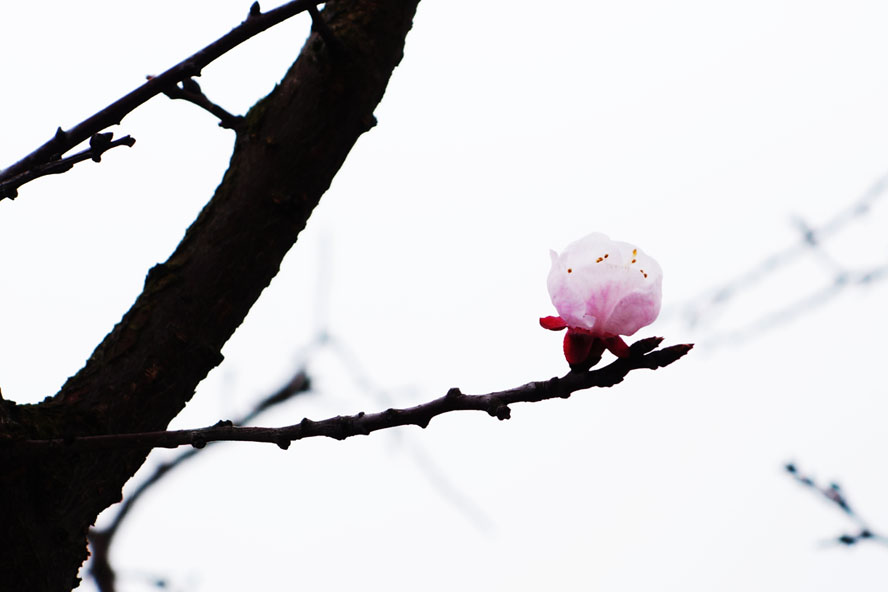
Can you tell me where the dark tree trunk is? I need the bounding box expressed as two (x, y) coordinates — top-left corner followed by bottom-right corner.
(0, 1), (420, 589)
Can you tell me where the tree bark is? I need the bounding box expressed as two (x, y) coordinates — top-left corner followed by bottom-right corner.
(0, 1), (420, 589)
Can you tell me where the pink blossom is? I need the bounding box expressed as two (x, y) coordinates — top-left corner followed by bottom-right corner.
(540, 233), (662, 368)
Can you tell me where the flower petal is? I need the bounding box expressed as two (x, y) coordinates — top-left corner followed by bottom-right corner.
(546, 233), (662, 338)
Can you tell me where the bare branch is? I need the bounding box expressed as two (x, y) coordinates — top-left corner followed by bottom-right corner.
(785, 462), (888, 548)
(87, 369), (310, 592)
(704, 261), (888, 348)
(678, 170), (888, 330)
(9, 338), (692, 454)
(0, 133), (135, 198)
(0, 2), (422, 586)
(0, 0), (322, 200)
(162, 78), (244, 130)
(307, 4), (343, 56)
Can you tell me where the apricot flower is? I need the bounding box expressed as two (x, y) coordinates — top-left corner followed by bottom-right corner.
(540, 233), (662, 368)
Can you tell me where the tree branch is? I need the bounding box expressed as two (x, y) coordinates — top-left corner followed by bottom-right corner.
(10, 339), (692, 454)
(0, 0), (321, 200)
(87, 369), (310, 592)
(0, 133), (135, 197)
(162, 78), (244, 130)
(785, 462), (888, 548)
(0, 1), (421, 588)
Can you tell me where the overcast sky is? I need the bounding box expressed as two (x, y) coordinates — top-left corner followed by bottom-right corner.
(3, 1), (888, 590)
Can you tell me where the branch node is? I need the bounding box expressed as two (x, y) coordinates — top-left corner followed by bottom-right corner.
(190, 434), (207, 449)
(89, 133), (113, 162)
(362, 114), (378, 132)
(547, 376), (570, 399)
(445, 387), (462, 400)
(182, 60), (202, 78)
(353, 414), (371, 435)
(308, 4), (342, 56)
(182, 78), (202, 94)
(163, 78), (244, 131)
(275, 437), (291, 450)
(249, 1), (261, 18)
(486, 398), (511, 420)
(332, 416), (350, 440)
(53, 127), (67, 151)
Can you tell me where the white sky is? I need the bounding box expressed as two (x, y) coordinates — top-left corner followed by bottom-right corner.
(3, 1), (888, 591)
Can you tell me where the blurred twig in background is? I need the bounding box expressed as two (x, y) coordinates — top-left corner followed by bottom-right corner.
(87, 369), (311, 592)
(675, 170), (888, 346)
(320, 335), (497, 534)
(784, 462), (888, 549)
(84, 236), (503, 590)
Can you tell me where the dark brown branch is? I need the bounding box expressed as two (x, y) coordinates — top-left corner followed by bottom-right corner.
(0, 134), (135, 199)
(11, 339), (691, 454)
(0, 2), (421, 588)
(0, 0), (321, 200)
(162, 78), (244, 130)
(87, 369), (310, 592)
(308, 4), (343, 55)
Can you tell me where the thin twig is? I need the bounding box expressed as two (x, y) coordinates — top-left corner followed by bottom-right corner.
(0, 0), (322, 200)
(703, 261), (888, 348)
(10, 338), (692, 454)
(0, 134), (135, 199)
(307, 4), (344, 55)
(785, 462), (888, 548)
(162, 78), (244, 130)
(677, 170), (888, 330)
(87, 369), (310, 592)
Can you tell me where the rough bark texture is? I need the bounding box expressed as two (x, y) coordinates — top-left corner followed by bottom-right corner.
(0, 1), (420, 589)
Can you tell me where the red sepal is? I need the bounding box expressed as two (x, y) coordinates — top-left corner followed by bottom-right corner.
(603, 335), (630, 358)
(540, 316), (568, 331)
(563, 329), (607, 370)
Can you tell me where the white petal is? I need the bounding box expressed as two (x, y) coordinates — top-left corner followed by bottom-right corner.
(546, 233), (662, 337)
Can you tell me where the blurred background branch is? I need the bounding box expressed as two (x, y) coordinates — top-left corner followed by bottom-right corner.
(784, 462), (888, 549)
(87, 368), (311, 592)
(672, 169), (888, 347)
